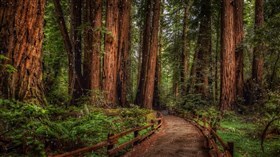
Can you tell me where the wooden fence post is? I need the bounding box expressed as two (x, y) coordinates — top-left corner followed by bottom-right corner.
(107, 133), (114, 156)
(228, 142), (234, 156)
(133, 130), (139, 146)
(151, 120), (155, 130)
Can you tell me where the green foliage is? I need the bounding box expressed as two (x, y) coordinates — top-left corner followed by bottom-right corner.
(180, 94), (208, 110)
(0, 54), (8, 60)
(43, 0), (69, 104)
(76, 90), (107, 108)
(218, 113), (280, 157)
(119, 105), (150, 127)
(3, 64), (17, 73)
(264, 91), (280, 116)
(0, 55), (17, 74)
(0, 99), (151, 156)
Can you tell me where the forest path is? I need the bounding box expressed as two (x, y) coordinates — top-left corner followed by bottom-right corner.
(124, 115), (210, 157)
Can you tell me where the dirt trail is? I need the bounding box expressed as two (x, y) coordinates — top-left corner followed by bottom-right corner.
(125, 115), (210, 157)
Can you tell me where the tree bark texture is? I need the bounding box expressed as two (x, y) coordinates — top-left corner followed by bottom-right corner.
(220, 0), (236, 111)
(234, 0), (245, 98)
(135, 0), (160, 109)
(135, 0), (153, 107)
(83, 0), (102, 96)
(252, 0), (264, 84)
(0, 0), (46, 104)
(142, 0), (160, 108)
(117, 0), (131, 106)
(153, 9), (163, 108)
(103, 0), (119, 105)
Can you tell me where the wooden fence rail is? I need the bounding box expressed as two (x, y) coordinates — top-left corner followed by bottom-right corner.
(172, 111), (233, 157)
(192, 115), (233, 157)
(49, 112), (163, 157)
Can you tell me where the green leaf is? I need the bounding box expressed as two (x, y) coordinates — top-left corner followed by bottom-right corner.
(5, 64), (17, 73)
(0, 54), (8, 60)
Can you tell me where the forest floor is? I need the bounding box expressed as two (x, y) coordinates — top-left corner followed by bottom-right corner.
(125, 115), (210, 157)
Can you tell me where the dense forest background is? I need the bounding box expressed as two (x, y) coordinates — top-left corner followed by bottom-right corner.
(0, 0), (280, 156)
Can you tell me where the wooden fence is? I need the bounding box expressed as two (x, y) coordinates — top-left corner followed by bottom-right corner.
(49, 112), (163, 157)
(188, 115), (233, 157)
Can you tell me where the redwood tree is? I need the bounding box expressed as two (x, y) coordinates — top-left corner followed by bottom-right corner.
(70, 0), (83, 103)
(220, 0), (236, 111)
(252, 0), (264, 84)
(103, 0), (119, 105)
(83, 0), (102, 97)
(135, 0), (153, 107)
(194, 0), (212, 97)
(180, 0), (192, 95)
(53, 0), (83, 104)
(0, 0), (46, 104)
(117, 0), (132, 106)
(135, 0), (161, 109)
(234, 0), (245, 98)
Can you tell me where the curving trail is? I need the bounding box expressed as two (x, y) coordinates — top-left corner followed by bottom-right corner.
(125, 115), (210, 157)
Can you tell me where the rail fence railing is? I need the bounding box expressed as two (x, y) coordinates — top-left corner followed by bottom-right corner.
(173, 111), (233, 157)
(49, 112), (163, 157)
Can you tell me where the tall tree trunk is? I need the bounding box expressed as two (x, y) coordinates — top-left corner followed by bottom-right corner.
(0, 0), (46, 104)
(194, 0), (212, 98)
(180, 0), (192, 95)
(142, 0), (160, 108)
(252, 0), (264, 84)
(70, 0), (83, 103)
(269, 52), (280, 89)
(103, 0), (119, 105)
(53, 0), (75, 103)
(117, 0), (131, 106)
(135, 0), (160, 109)
(220, 0), (236, 111)
(234, 0), (245, 99)
(214, 8), (221, 104)
(153, 6), (163, 108)
(135, 0), (153, 106)
(187, 51), (198, 93)
(153, 50), (161, 107)
(83, 0), (102, 98)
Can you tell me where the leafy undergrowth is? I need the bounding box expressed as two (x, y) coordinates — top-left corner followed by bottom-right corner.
(0, 99), (153, 157)
(175, 101), (280, 157)
(218, 113), (280, 157)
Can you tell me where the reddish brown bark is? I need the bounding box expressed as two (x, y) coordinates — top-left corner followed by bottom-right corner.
(252, 0), (264, 84)
(153, 53), (161, 107)
(153, 11), (163, 107)
(103, 0), (119, 105)
(234, 0), (245, 98)
(135, 0), (160, 109)
(117, 0), (132, 106)
(83, 0), (102, 96)
(135, 0), (153, 106)
(220, 0), (236, 111)
(143, 0), (161, 108)
(0, 0), (46, 104)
